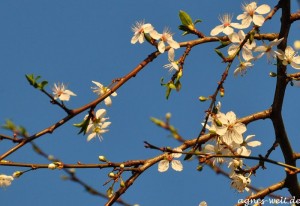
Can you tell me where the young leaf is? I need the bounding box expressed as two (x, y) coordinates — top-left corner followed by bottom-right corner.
(179, 10), (193, 26)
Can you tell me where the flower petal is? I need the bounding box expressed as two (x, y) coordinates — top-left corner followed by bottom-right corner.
(247, 141), (262, 147)
(149, 30), (161, 40)
(210, 25), (224, 36)
(131, 34), (139, 44)
(223, 26), (234, 35)
(172, 148), (182, 158)
(104, 97), (112, 107)
(158, 41), (165, 53)
(96, 109), (106, 119)
(253, 14), (265, 26)
(158, 160), (169, 172)
(87, 133), (96, 141)
(168, 48), (175, 61)
(291, 62), (300, 69)
(171, 160), (183, 171)
(255, 4), (271, 14)
(167, 39), (180, 49)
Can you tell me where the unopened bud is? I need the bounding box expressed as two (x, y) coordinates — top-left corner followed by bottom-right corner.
(120, 179), (125, 187)
(48, 163), (56, 170)
(98, 156), (107, 162)
(220, 88), (225, 97)
(196, 165), (203, 171)
(108, 172), (115, 178)
(199, 96), (208, 102)
(13, 171), (23, 178)
(120, 164), (125, 169)
(269, 72), (277, 77)
(294, 40), (300, 50)
(107, 187), (114, 198)
(165, 112), (172, 120)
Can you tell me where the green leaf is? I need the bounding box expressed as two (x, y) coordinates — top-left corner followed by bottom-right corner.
(176, 70), (183, 81)
(160, 77), (166, 86)
(194, 19), (202, 24)
(2, 119), (16, 130)
(166, 86), (172, 99)
(150, 117), (164, 127)
(73, 117), (90, 135)
(168, 83), (176, 90)
(214, 49), (225, 59)
(25, 74), (47, 90)
(18, 126), (28, 137)
(25, 74), (35, 86)
(179, 10), (193, 26)
(184, 153), (193, 161)
(38, 81), (48, 90)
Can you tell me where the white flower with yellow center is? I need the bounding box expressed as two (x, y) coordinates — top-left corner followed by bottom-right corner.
(131, 20), (154, 44)
(210, 13), (243, 36)
(158, 148), (183, 172)
(52, 83), (76, 101)
(150, 28), (180, 53)
(275, 46), (300, 69)
(237, 2), (271, 27)
(86, 109), (111, 141)
(91, 81), (117, 107)
(214, 111), (247, 145)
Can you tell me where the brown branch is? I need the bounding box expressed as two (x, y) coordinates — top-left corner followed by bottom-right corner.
(270, 0), (300, 201)
(236, 180), (286, 206)
(291, 10), (300, 23)
(207, 161), (288, 201)
(0, 51), (161, 161)
(294, 153), (300, 160)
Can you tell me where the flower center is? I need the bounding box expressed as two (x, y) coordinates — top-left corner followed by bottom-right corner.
(166, 154), (173, 162)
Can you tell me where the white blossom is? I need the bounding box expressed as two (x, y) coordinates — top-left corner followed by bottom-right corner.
(228, 31), (256, 61)
(91, 81), (117, 107)
(228, 158), (243, 178)
(234, 61), (254, 77)
(131, 20), (154, 44)
(254, 38), (284, 62)
(231, 174), (251, 192)
(237, 2), (271, 27)
(275, 46), (300, 69)
(210, 14), (243, 36)
(0, 174), (14, 188)
(86, 109), (111, 141)
(158, 148), (183, 172)
(214, 111), (247, 145)
(150, 28), (180, 53)
(204, 143), (229, 165)
(163, 48), (179, 72)
(52, 83), (76, 101)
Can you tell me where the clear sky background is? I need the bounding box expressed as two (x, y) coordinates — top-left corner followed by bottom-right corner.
(0, 1), (299, 206)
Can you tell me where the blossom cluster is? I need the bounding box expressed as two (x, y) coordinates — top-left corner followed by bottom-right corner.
(203, 102), (261, 193)
(52, 80), (116, 142)
(210, 2), (300, 76)
(131, 20), (180, 72)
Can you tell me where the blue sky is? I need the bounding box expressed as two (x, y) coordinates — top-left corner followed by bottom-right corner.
(0, 1), (299, 205)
